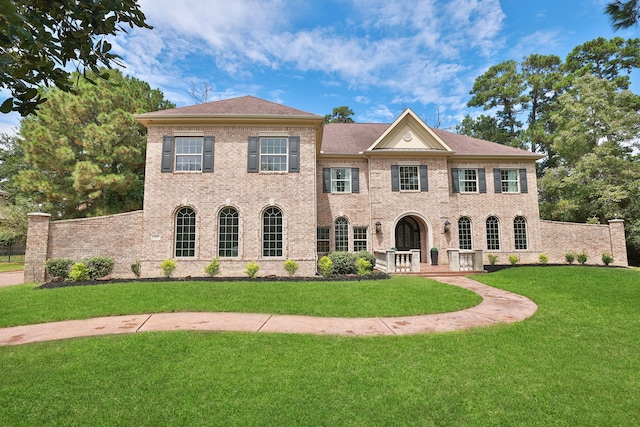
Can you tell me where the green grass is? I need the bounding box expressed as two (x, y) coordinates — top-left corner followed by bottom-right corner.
(0, 276), (481, 327)
(1, 267), (639, 425)
(0, 254), (24, 272)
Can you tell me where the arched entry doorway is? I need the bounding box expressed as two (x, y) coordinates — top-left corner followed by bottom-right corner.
(395, 216), (420, 251)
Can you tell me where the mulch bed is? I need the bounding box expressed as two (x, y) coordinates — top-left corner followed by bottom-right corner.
(37, 272), (392, 289)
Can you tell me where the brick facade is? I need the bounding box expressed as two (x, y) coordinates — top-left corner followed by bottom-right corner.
(23, 97), (629, 283)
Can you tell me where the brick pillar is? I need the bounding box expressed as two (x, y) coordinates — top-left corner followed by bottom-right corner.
(608, 219), (628, 267)
(24, 213), (51, 283)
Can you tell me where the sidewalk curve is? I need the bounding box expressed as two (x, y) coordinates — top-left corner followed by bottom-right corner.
(0, 276), (537, 346)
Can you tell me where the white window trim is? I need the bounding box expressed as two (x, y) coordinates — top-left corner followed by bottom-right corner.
(399, 165), (420, 192)
(501, 169), (520, 193)
(331, 168), (352, 193)
(459, 168), (479, 193)
(259, 137), (288, 173)
(174, 136), (203, 173)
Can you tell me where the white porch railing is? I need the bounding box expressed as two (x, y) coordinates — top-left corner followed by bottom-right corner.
(374, 249), (421, 273)
(447, 249), (484, 272)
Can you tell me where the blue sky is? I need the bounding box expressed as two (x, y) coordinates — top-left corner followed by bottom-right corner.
(1, 0), (638, 134)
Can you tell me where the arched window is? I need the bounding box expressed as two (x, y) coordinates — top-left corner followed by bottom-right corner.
(175, 207), (196, 257)
(458, 217), (472, 250)
(334, 217), (349, 252)
(514, 216), (528, 250)
(486, 216), (500, 250)
(263, 207), (283, 257)
(218, 207), (239, 257)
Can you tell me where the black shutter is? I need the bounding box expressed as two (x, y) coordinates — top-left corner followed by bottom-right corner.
(202, 136), (214, 173)
(519, 168), (528, 193)
(161, 136), (174, 173)
(493, 169), (502, 193)
(323, 168), (331, 193)
(247, 137), (259, 172)
(288, 137), (300, 173)
(352, 168), (359, 193)
(391, 165), (399, 192)
(479, 168), (487, 193)
(420, 165), (428, 192)
(451, 168), (459, 193)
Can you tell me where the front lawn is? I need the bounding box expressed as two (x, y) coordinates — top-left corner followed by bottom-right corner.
(1, 267), (638, 425)
(0, 276), (480, 327)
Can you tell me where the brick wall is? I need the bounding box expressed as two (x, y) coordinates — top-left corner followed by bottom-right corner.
(539, 219), (628, 266)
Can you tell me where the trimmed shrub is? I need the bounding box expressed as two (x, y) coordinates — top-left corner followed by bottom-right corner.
(45, 258), (75, 279)
(577, 252), (588, 265)
(565, 252), (576, 264)
(159, 259), (177, 278)
(356, 258), (371, 276)
(82, 256), (115, 280)
(283, 259), (299, 277)
(538, 253), (549, 264)
(205, 258), (221, 277)
(131, 259), (141, 278)
(602, 252), (613, 266)
(245, 261), (259, 278)
(328, 251), (357, 275)
(356, 251), (376, 269)
(508, 254), (519, 265)
(487, 254), (498, 265)
(318, 256), (333, 277)
(69, 262), (89, 282)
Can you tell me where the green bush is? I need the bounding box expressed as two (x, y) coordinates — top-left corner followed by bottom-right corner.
(283, 259), (299, 277)
(538, 253), (549, 264)
(69, 262), (89, 282)
(487, 254), (498, 265)
(355, 258), (371, 276)
(131, 259), (141, 278)
(82, 256), (115, 280)
(577, 252), (588, 265)
(356, 250), (376, 269)
(159, 259), (177, 278)
(565, 252), (576, 264)
(328, 251), (357, 275)
(205, 258), (221, 277)
(602, 252), (613, 266)
(318, 256), (333, 277)
(508, 254), (519, 265)
(245, 261), (259, 278)
(45, 258), (75, 279)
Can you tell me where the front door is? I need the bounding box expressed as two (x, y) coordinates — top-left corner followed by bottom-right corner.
(395, 216), (420, 251)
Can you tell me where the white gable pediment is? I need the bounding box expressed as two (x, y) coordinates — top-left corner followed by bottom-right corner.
(366, 109), (453, 153)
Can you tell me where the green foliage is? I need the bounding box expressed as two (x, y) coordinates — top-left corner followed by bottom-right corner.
(45, 258), (74, 279)
(606, 1), (640, 30)
(577, 252), (588, 265)
(82, 256), (114, 280)
(508, 255), (519, 265)
(15, 68), (174, 219)
(356, 251), (376, 268)
(205, 258), (221, 277)
(324, 106), (355, 123)
(355, 258), (372, 276)
(538, 253), (549, 264)
(131, 259), (141, 278)
(69, 262), (89, 282)
(159, 259), (177, 278)
(283, 259), (299, 277)
(0, 0), (151, 116)
(565, 252), (576, 264)
(602, 252), (614, 265)
(328, 252), (357, 275)
(318, 256), (333, 277)
(487, 254), (498, 265)
(244, 261), (259, 278)
(0, 196), (35, 248)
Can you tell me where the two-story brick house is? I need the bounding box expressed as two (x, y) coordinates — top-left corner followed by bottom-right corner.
(24, 95), (628, 282)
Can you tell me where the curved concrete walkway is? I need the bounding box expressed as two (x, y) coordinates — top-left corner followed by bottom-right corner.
(0, 276), (537, 346)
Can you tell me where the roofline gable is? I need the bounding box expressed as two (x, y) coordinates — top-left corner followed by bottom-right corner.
(364, 108), (453, 153)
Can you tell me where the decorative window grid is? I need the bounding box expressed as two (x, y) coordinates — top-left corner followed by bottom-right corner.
(486, 216), (500, 250)
(175, 207), (196, 257)
(334, 217), (349, 252)
(458, 217), (472, 250)
(218, 207), (239, 257)
(353, 227), (368, 252)
(263, 207), (283, 257)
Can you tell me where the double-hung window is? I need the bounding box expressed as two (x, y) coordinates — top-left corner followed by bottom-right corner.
(175, 137), (203, 171)
(353, 227), (368, 251)
(334, 217), (349, 252)
(501, 169), (519, 193)
(459, 169), (477, 193)
(331, 168), (351, 193)
(317, 227), (330, 253)
(260, 137), (288, 172)
(161, 135), (214, 173)
(399, 166), (419, 191)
